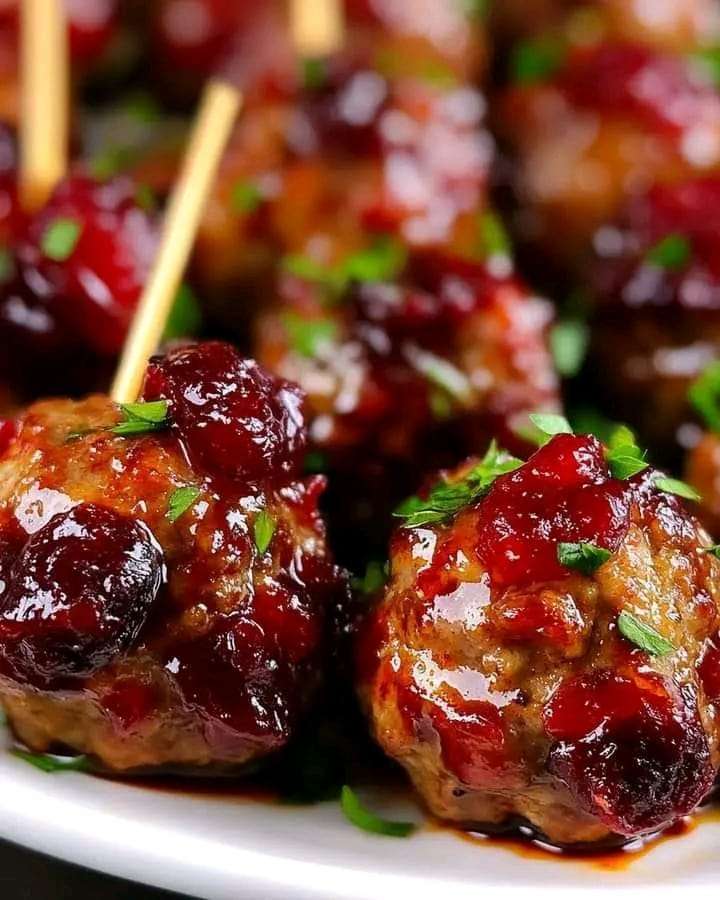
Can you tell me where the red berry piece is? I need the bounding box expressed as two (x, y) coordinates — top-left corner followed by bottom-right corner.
(544, 669), (714, 836)
(143, 341), (306, 483)
(0, 504), (164, 688)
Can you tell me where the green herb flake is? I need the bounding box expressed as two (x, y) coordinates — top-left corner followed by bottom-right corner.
(550, 320), (589, 378)
(429, 388), (453, 421)
(351, 560), (388, 596)
(112, 400), (169, 437)
(689, 361), (720, 433)
(477, 210), (511, 259)
(528, 412), (574, 443)
(340, 786), (415, 838)
(122, 91), (161, 123)
(0, 245), (13, 284)
(342, 236), (407, 284)
(231, 180), (263, 215)
(41, 218), (82, 261)
(88, 145), (136, 180)
(254, 509), (276, 555)
(167, 485), (200, 523)
(688, 47), (720, 87)
(283, 311), (338, 358)
(645, 233), (691, 271)
(606, 425), (648, 480)
(164, 282), (202, 340)
(556, 541), (612, 575)
(702, 544), (720, 559)
(12, 748), (89, 773)
(394, 440), (522, 528)
(511, 39), (565, 84)
(458, 0), (491, 18)
(301, 57), (328, 91)
(654, 476), (701, 502)
(617, 610), (675, 657)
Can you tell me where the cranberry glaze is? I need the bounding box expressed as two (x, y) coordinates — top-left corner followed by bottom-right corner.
(0, 342), (345, 771)
(359, 433), (720, 845)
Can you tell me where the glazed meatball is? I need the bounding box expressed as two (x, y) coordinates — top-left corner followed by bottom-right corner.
(359, 430), (720, 845)
(589, 177), (720, 456)
(498, 36), (720, 273)
(0, 342), (345, 772)
(256, 250), (559, 564)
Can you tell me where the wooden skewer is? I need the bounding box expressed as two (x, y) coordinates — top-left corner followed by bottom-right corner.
(111, 80), (242, 404)
(290, 0), (344, 57)
(20, 0), (69, 211)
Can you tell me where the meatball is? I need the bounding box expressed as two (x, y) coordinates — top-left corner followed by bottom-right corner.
(498, 38), (720, 274)
(256, 250), (559, 564)
(359, 430), (720, 844)
(0, 341), (345, 772)
(589, 177), (720, 456)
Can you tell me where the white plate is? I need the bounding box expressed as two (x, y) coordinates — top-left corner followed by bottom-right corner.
(0, 726), (718, 900)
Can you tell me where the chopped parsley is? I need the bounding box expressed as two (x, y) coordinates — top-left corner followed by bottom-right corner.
(254, 509), (276, 555)
(477, 210), (511, 259)
(645, 233), (691, 270)
(112, 400), (169, 437)
(89, 144), (136, 180)
(703, 544), (720, 559)
(283, 312), (338, 358)
(654, 475), (701, 502)
(556, 541), (612, 575)
(688, 47), (720, 87)
(167, 486), (200, 523)
(301, 57), (328, 91)
(393, 440), (522, 528)
(524, 412), (574, 445)
(689, 361), (720, 433)
(340, 786), (415, 838)
(511, 39), (565, 84)
(164, 282), (202, 340)
(41, 217), (82, 261)
(617, 610), (674, 657)
(550, 320), (589, 378)
(231, 179), (263, 215)
(606, 425), (648, 480)
(12, 748), (89, 773)
(351, 561), (388, 596)
(0, 245), (13, 283)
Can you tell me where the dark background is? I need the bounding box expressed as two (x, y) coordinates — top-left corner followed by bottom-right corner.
(0, 840), (190, 899)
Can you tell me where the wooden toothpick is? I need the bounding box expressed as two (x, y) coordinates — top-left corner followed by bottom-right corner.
(290, 0), (344, 57)
(20, 0), (69, 211)
(111, 80), (242, 404)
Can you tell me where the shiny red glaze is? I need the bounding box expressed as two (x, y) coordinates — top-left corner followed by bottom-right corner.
(488, 588), (587, 649)
(143, 341), (306, 483)
(0, 419), (15, 457)
(20, 176), (158, 356)
(561, 43), (720, 139)
(102, 679), (158, 731)
(544, 668), (714, 835)
(476, 435), (630, 589)
(0, 504), (164, 688)
(699, 634), (720, 704)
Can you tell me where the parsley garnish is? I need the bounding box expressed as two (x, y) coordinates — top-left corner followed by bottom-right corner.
(511, 39), (565, 84)
(477, 211), (511, 259)
(167, 486), (200, 523)
(231, 180), (263, 215)
(617, 610), (674, 657)
(283, 312), (338, 358)
(164, 283), (202, 340)
(351, 561), (388, 596)
(301, 57), (328, 91)
(557, 541), (612, 575)
(112, 400), (169, 437)
(254, 509), (276, 555)
(12, 748), (89, 773)
(703, 544), (720, 559)
(340, 786), (415, 838)
(688, 47), (720, 87)
(393, 441), (522, 528)
(524, 412), (574, 445)
(645, 234), (691, 270)
(550, 320), (589, 378)
(41, 218), (82, 261)
(606, 425), (648, 480)
(654, 476), (701, 502)
(689, 361), (720, 433)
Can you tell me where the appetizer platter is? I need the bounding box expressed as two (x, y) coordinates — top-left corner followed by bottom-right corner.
(3, 0), (720, 895)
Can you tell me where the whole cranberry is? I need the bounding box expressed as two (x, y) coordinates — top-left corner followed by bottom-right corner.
(20, 176), (158, 356)
(143, 342), (306, 483)
(0, 504), (164, 688)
